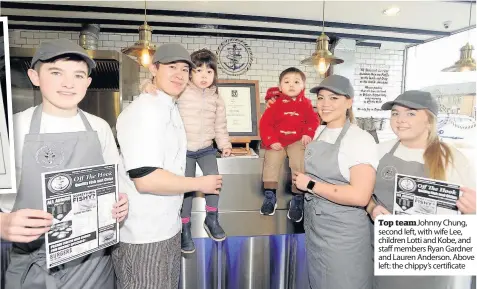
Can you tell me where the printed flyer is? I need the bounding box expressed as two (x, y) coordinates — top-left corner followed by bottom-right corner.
(42, 164), (119, 268)
(393, 173), (461, 215)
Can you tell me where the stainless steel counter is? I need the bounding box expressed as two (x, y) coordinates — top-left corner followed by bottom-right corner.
(181, 156), (309, 289)
(188, 156), (304, 238)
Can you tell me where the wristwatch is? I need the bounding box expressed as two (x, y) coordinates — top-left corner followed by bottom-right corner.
(306, 180), (316, 193)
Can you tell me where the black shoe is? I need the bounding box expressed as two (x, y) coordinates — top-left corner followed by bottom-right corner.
(260, 190), (277, 215)
(203, 211), (226, 241)
(181, 222), (196, 254)
(287, 195), (304, 222)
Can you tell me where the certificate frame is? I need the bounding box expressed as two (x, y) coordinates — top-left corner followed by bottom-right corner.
(217, 79), (260, 142)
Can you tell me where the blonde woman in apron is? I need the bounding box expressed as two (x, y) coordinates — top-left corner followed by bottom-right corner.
(367, 90), (476, 289)
(293, 75), (378, 289)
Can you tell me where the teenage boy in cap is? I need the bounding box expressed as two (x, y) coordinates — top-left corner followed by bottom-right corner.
(1, 38), (129, 289)
(113, 43), (222, 289)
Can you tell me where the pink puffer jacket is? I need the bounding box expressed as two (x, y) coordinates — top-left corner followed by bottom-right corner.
(178, 82), (232, 152)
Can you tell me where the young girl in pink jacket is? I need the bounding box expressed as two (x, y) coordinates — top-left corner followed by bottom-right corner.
(141, 49), (231, 254)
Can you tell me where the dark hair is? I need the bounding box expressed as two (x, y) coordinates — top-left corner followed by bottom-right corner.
(34, 54), (89, 74)
(279, 67), (306, 83)
(190, 49), (218, 86)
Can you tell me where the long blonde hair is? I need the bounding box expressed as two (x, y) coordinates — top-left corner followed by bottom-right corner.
(423, 110), (453, 180)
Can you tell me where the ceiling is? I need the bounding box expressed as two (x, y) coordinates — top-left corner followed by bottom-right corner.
(1, 1), (476, 46)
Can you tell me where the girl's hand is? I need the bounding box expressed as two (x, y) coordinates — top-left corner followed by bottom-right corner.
(112, 193), (129, 222)
(142, 82), (159, 95)
(221, 148), (232, 157)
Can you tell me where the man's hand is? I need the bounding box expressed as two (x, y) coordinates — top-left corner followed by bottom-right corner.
(221, 148), (232, 157)
(457, 187), (476, 214)
(301, 135), (312, 146)
(197, 175), (223, 194)
(270, 142), (283, 151)
(112, 193), (129, 222)
(292, 172), (312, 192)
(371, 205), (391, 221)
(0, 209), (53, 243)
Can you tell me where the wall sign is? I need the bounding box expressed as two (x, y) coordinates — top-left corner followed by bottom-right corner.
(355, 64), (391, 118)
(216, 38), (253, 76)
(216, 79), (260, 141)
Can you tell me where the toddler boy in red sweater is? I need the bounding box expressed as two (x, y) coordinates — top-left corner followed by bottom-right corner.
(259, 67), (320, 222)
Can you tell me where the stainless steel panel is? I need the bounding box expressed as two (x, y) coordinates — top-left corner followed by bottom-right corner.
(180, 238), (218, 289)
(190, 210), (303, 238)
(78, 90), (121, 130)
(219, 234), (309, 289)
(191, 157), (294, 212)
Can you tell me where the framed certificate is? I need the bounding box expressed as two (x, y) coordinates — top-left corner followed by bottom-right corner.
(217, 80), (260, 142)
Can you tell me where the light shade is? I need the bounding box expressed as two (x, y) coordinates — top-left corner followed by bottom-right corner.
(442, 43), (476, 72)
(301, 33), (343, 76)
(121, 22), (156, 67)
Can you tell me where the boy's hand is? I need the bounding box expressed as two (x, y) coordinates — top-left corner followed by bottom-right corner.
(0, 209), (53, 243)
(270, 142), (283, 151)
(301, 135), (312, 146)
(221, 148), (232, 157)
(112, 193), (129, 222)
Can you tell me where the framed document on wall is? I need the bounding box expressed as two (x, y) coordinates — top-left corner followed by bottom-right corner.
(217, 80), (260, 142)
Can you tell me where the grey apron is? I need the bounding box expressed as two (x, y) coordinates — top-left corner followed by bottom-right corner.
(5, 105), (115, 289)
(372, 141), (468, 289)
(303, 121), (373, 289)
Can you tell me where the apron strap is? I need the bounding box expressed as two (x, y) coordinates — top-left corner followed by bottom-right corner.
(334, 120), (351, 145)
(29, 104), (94, 134)
(388, 140), (401, 155)
(314, 120), (351, 142)
(77, 110), (94, 131)
(29, 104), (43, 134)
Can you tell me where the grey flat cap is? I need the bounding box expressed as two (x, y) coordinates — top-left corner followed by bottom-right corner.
(310, 75), (354, 98)
(153, 43), (195, 68)
(31, 38), (96, 73)
(381, 90), (438, 115)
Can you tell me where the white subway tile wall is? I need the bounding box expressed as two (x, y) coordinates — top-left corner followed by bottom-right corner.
(8, 30), (404, 105)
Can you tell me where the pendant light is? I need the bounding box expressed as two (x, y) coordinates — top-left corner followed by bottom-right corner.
(301, 0), (343, 76)
(121, 0), (156, 67)
(442, 2), (476, 72)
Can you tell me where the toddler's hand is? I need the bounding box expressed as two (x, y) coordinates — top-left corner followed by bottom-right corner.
(301, 135), (312, 146)
(270, 143), (283, 151)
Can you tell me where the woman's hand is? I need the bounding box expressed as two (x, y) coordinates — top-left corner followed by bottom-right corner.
(371, 205), (391, 221)
(293, 172), (312, 192)
(457, 187), (476, 214)
(265, 97), (277, 109)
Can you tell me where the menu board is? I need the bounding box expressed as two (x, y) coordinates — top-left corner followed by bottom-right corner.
(355, 64), (392, 118)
